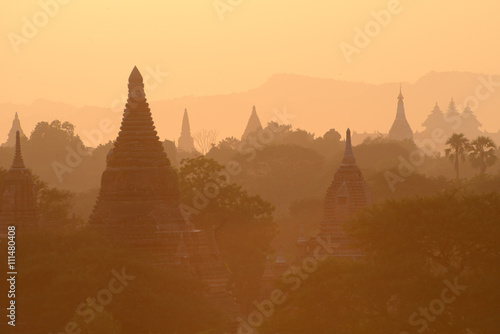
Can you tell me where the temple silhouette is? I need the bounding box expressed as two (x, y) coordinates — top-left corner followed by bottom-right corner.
(0, 131), (37, 237)
(88, 67), (236, 312)
(388, 86), (413, 141)
(298, 128), (372, 260)
(2, 113), (27, 147)
(177, 108), (196, 152)
(241, 105), (263, 140)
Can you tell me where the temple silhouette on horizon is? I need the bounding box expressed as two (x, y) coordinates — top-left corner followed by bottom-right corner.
(177, 108), (196, 152)
(241, 105), (263, 141)
(388, 86), (414, 141)
(297, 128), (372, 260)
(0, 131), (37, 237)
(2, 113), (27, 147)
(88, 67), (237, 312)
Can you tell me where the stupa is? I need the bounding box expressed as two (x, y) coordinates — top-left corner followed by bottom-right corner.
(89, 67), (235, 310)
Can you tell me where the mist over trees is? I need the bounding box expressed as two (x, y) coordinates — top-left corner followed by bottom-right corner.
(0, 116), (499, 334)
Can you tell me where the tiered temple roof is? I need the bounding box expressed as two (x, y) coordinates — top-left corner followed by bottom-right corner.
(89, 67), (235, 311)
(260, 251), (289, 297)
(422, 102), (444, 131)
(388, 87), (413, 141)
(445, 98), (460, 117)
(460, 103), (482, 137)
(241, 105), (263, 140)
(177, 108), (196, 152)
(299, 129), (372, 259)
(2, 113), (27, 147)
(0, 131), (37, 237)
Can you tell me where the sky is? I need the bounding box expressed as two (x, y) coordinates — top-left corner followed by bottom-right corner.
(3, 0), (500, 107)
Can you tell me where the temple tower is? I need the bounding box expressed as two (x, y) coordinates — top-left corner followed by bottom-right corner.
(306, 129), (372, 258)
(89, 66), (185, 236)
(460, 103), (482, 138)
(388, 86), (413, 141)
(89, 67), (235, 312)
(241, 105), (263, 141)
(178, 108), (196, 152)
(2, 113), (27, 147)
(446, 98), (459, 118)
(0, 131), (37, 237)
(422, 102), (445, 134)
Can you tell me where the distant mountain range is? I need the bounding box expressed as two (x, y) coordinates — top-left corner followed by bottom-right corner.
(2, 71), (499, 147)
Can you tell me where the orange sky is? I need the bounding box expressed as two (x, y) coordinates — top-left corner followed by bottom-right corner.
(3, 0), (500, 107)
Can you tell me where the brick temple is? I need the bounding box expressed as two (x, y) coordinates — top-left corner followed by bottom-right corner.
(89, 67), (236, 311)
(298, 128), (372, 259)
(0, 131), (37, 237)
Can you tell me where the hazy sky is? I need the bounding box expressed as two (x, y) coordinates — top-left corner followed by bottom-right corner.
(3, 0), (500, 106)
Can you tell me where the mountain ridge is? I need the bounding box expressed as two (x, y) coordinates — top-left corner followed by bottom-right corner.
(2, 71), (499, 147)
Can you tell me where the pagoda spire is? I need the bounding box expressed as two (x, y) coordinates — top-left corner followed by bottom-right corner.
(341, 128), (356, 166)
(0, 130), (36, 235)
(182, 109), (191, 134)
(398, 83), (404, 100)
(389, 86), (413, 140)
(447, 98), (459, 116)
(2, 113), (27, 148)
(106, 66), (169, 168)
(241, 105), (263, 140)
(396, 85), (406, 118)
(129, 66), (143, 83)
(178, 108), (196, 151)
(12, 131), (25, 169)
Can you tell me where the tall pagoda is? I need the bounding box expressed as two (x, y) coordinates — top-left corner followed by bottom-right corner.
(388, 86), (413, 141)
(2, 113), (27, 147)
(422, 102), (445, 134)
(241, 105), (263, 140)
(177, 108), (196, 152)
(445, 98), (460, 118)
(299, 129), (372, 259)
(0, 131), (37, 237)
(89, 67), (234, 310)
(460, 103), (482, 138)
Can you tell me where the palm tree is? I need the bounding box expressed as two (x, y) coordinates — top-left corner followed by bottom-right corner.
(445, 133), (470, 179)
(468, 136), (497, 175)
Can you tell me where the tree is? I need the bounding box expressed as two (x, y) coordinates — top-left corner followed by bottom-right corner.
(445, 133), (470, 179)
(468, 136), (497, 175)
(205, 137), (241, 164)
(194, 129), (219, 155)
(178, 156), (277, 311)
(0, 226), (226, 334)
(217, 137), (240, 150)
(263, 191), (500, 334)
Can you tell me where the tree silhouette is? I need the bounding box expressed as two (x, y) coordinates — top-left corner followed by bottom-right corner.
(468, 136), (497, 175)
(445, 133), (470, 179)
(193, 129), (219, 155)
(263, 191), (500, 334)
(178, 156), (276, 312)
